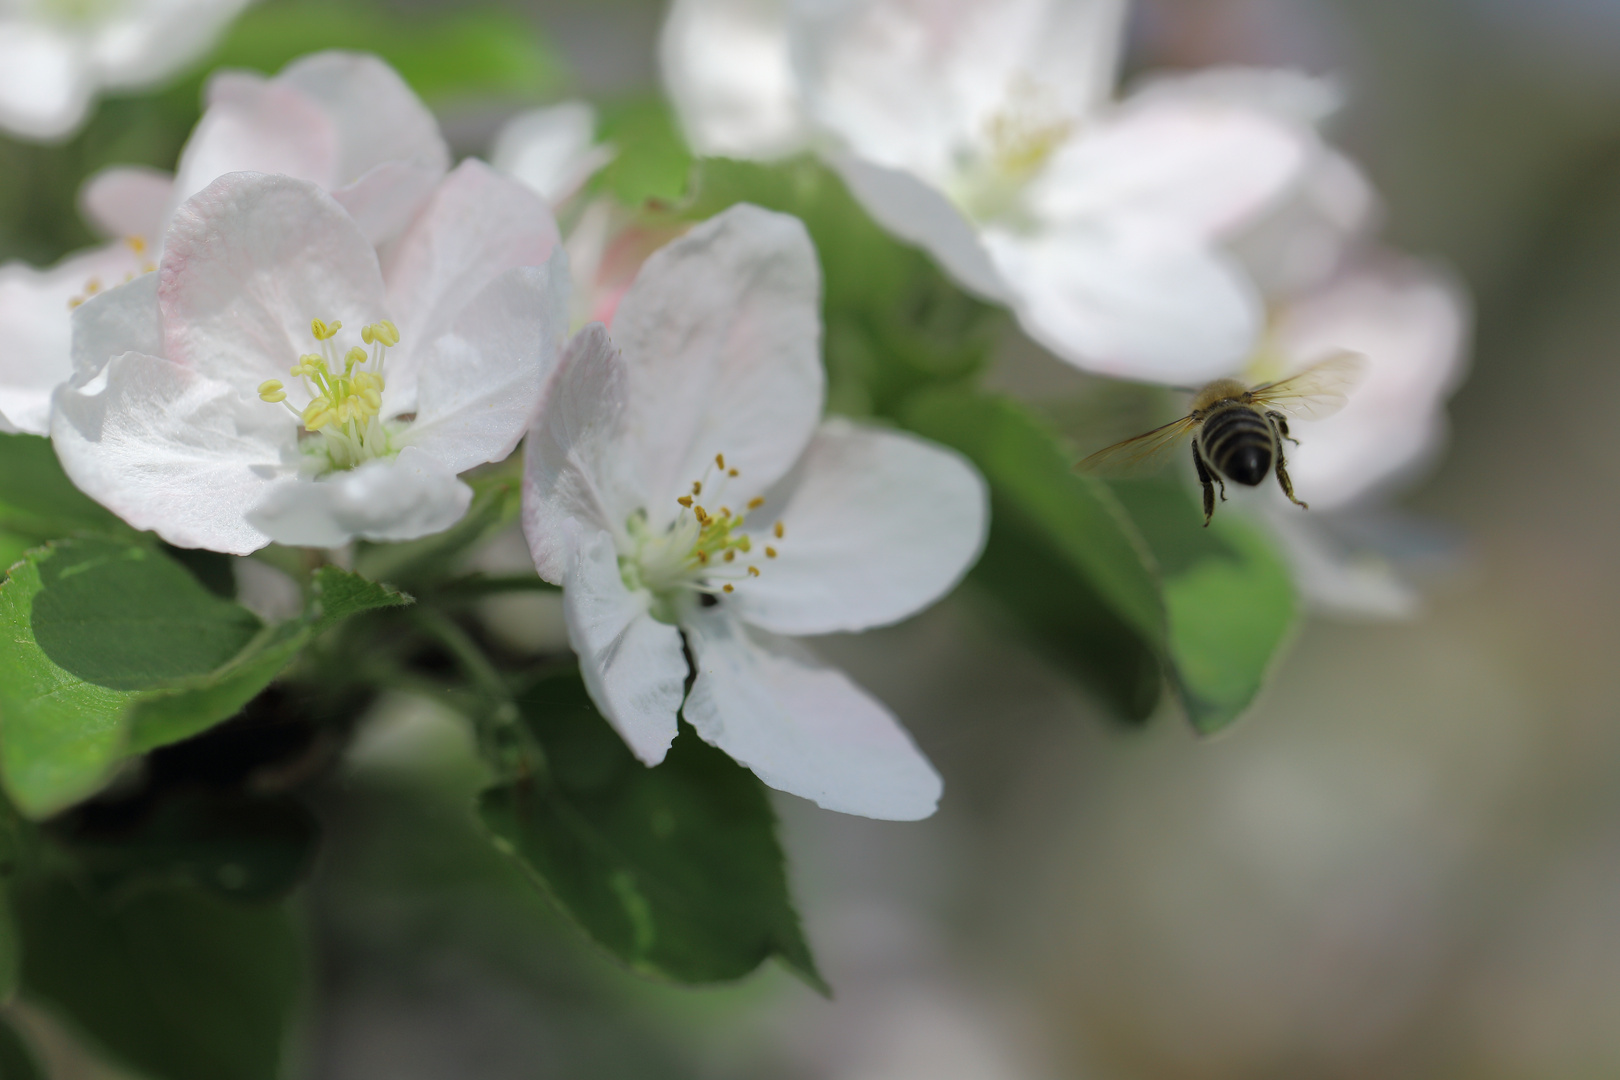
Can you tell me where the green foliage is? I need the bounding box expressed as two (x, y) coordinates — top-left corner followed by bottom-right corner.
(591, 99), (695, 208)
(479, 669), (826, 992)
(0, 433), (128, 543)
(15, 875), (303, 1080)
(312, 564), (413, 629)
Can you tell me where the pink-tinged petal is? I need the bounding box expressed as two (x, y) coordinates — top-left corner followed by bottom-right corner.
(829, 154), (1008, 301)
(51, 351), (287, 554)
(160, 173), (389, 389)
(0, 246), (154, 434)
(683, 609), (942, 820)
(1231, 147), (1379, 299)
(985, 222), (1262, 383)
(171, 72), (340, 209)
(610, 204), (823, 524)
(277, 51), (450, 191)
(79, 165), (173, 240)
(404, 255), (569, 474)
(1030, 98), (1308, 237)
(383, 159), (561, 402)
(492, 101), (615, 205)
(0, 23), (92, 141)
(245, 445), (472, 548)
(522, 324), (640, 583)
(563, 525), (687, 765)
(794, 0), (1126, 181)
(660, 0), (808, 159)
(70, 269), (164, 379)
(331, 161), (446, 249)
(1269, 254), (1470, 509)
(731, 418), (986, 635)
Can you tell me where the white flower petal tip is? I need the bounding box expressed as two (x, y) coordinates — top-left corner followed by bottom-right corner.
(684, 614), (943, 821)
(659, 0), (809, 159)
(246, 446), (474, 549)
(492, 102), (616, 206)
(732, 418), (988, 637)
(79, 165), (175, 240)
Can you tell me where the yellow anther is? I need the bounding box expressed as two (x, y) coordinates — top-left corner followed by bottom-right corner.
(723, 584), (734, 593)
(126, 236), (147, 256)
(361, 321), (399, 347)
(692, 481), (702, 495)
(303, 398), (335, 430)
(85, 278), (101, 295)
(344, 346), (367, 371)
(694, 505), (709, 524)
(697, 551), (709, 564)
(738, 536), (751, 552)
(715, 453), (725, 470)
(292, 354), (324, 377)
(68, 297), (83, 309)
(719, 506), (732, 518)
(747, 566), (760, 577)
(723, 550), (735, 563)
(747, 497), (764, 510)
(311, 318), (342, 341)
(765, 546), (777, 558)
(774, 521), (784, 539)
(141, 262), (157, 274)
(677, 495), (693, 508)
(257, 379), (286, 403)
(728, 469), (738, 477)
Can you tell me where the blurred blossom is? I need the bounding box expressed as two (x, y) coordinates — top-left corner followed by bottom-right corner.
(522, 204), (987, 820)
(54, 163), (567, 553)
(661, 0), (1318, 384)
(0, 0), (253, 141)
(0, 50), (452, 435)
(490, 101), (616, 207)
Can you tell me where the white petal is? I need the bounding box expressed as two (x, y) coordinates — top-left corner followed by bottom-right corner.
(276, 50), (451, 189)
(793, 0), (1126, 180)
(683, 609), (942, 820)
(170, 72), (340, 209)
(404, 255), (569, 474)
(1268, 254), (1470, 509)
(0, 23), (92, 141)
(492, 101), (615, 205)
(85, 0), (253, 90)
(1261, 507), (1419, 621)
(1029, 98), (1308, 236)
(828, 154), (1008, 301)
(731, 418), (986, 635)
(660, 0), (809, 159)
(78, 165), (174, 240)
(383, 159), (561, 405)
(51, 351), (286, 554)
(70, 268), (164, 378)
(610, 203), (823, 524)
(160, 173), (389, 389)
(563, 525), (687, 765)
(1230, 146), (1379, 299)
(0, 246), (155, 434)
(986, 222), (1262, 383)
(521, 324), (639, 583)
(1129, 66), (1345, 128)
(246, 445), (473, 548)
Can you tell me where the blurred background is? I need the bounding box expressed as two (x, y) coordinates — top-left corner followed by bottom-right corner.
(13, 0), (1620, 1075)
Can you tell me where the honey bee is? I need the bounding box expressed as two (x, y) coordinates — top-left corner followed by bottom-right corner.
(1077, 354), (1365, 526)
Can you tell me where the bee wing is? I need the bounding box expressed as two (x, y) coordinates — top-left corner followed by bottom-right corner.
(1248, 352), (1367, 420)
(1076, 415), (1200, 478)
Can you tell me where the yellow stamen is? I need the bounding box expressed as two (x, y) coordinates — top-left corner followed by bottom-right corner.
(311, 318), (342, 341)
(765, 546), (777, 558)
(361, 320), (399, 347)
(724, 550), (735, 562)
(692, 481), (702, 495)
(728, 468), (738, 477)
(723, 584), (734, 593)
(774, 521), (784, 539)
(747, 497), (764, 510)
(677, 495), (693, 508)
(126, 236), (147, 256)
(344, 346), (367, 372)
(715, 453), (725, 470)
(257, 379), (286, 403)
(747, 566), (759, 577)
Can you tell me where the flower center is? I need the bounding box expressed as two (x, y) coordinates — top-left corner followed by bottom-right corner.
(620, 453), (783, 620)
(257, 317), (400, 473)
(950, 78), (1076, 224)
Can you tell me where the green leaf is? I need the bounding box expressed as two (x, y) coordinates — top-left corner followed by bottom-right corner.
(312, 565), (413, 629)
(0, 538), (309, 817)
(15, 876), (303, 1080)
(904, 389), (1167, 718)
(1109, 479), (1298, 733)
(207, 0), (563, 103)
(0, 1013), (42, 1080)
(478, 670), (825, 992)
(0, 433), (127, 543)
(0, 888), (17, 1003)
(591, 99), (694, 208)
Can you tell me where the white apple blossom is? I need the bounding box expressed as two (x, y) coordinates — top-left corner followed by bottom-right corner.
(522, 204), (987, 820)
(661, 0), (1316, 383)
(0, 0), (254, 141)
(491, 101), (615, 208)
(0, 50), (449, 435)
(53, 162), (566, 554)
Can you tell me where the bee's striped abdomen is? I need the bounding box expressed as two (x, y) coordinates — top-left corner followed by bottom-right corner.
(1200, 404), (1273, 486)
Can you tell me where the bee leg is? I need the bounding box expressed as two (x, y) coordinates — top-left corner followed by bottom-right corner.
(1267, 415), (1309, 510)
(1191, 439), (1224, 526)
(1267, 410), (1301, 447)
